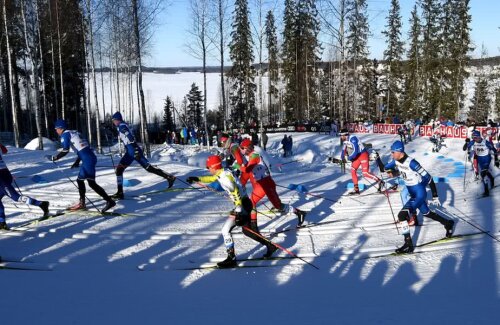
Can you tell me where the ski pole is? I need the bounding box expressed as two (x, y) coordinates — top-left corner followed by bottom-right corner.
(366, 176), (399, 235)
(438, 205), (499, 243)
(175, 177), (208, 195)
(462, 151), (467, 192)
(194, 181), (274, 219)
(242, 225), (319, 270)
(52, 161), (101, 212)
(275, 183), (364, 205)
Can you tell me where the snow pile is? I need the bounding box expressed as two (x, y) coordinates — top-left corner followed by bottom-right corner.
(23, 137), (57, 151)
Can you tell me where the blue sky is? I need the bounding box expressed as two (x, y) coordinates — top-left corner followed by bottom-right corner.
(144, 0), (500, 68)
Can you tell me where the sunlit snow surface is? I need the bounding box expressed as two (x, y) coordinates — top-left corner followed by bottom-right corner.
(1, 132), (498, 324)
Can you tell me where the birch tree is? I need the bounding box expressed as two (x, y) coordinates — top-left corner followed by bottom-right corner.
(186, 0), (212, 145)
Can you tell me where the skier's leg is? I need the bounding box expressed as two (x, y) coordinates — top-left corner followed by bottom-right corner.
(218, 215), (237, 268)
(250, 182), (266, 220)
(260, 177), (282, 210)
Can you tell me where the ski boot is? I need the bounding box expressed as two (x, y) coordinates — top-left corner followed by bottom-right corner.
(111, 191), (124, 200)
(0, 221), (10, 230)
(395, 235), (414, 254)
(217, 248), (237, 268)
(377, 180), (385, 193)
(348, 185), (360, 195)
(167, 175), (176, 189)
(295, 209), (307, 227)
(101, 199), (116, 213)
(276, 203), (292, 216)
(444, 220), (455, 238)
(263, 244), (278, 259)
(39, 201), (50, 218)
(68, 199), (86, 211)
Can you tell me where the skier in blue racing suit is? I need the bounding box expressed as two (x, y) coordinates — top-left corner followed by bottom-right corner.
(0, 144), (49, 230)
(382, 141), (454, 253)
(46, 120), (115, 212)
(111, 112), (176, 199)
(463, 130), (498, 197)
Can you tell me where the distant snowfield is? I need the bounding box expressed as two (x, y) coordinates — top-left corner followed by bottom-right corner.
(87, 69), (500, 123)
(89, 71), (269, 122)
(1, 132), (499, 324)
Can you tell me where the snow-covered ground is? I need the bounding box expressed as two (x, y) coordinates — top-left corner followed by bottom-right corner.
(1, 132), (499, 324)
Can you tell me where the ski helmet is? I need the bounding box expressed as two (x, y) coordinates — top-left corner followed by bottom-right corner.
(339, 128), (349, 136)
(112, 111), (123, 121)
(471, 130), (481, 138)
(240, 138), (253, 149)
(391, 140), (405, 153)
(206, 155), (222, 170)
(54, 119), (67, 130)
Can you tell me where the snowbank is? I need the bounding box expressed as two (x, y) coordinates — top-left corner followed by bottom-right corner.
(24, 137), (57, 151)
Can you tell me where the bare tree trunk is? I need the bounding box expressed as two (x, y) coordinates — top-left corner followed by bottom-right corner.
(114, 54), (120, 112)
(219, 0), (227, 131)
(254, 0), (264, 128)
(82, 17), (92, 143)
(3, 0), (20, 147)
(36, 1), (49, 135)
(99, 39), (106, 119)
(132, 0), (150, 157)
(108, 53), (114, 113)
(55, 0), (65, 119)
(47, 0), (60, 119)
(22, 0), (44, 149)
(85, 0), (101, 153)
(202, 20), (209, 148)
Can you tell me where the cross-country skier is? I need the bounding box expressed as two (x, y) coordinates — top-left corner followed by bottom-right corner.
(430, 126), (445, 152)
(397, 125), (407, 144)
(383, 141), (454, 253)
(111, 112), (176, 199)
(463, 130), (498, 197)
(339, 128), (384, 195)
(186, 155), (278, 268)
(219, 133), (248, 181)
(46, 120), (115, 212)
(238, 138), (306, 227)
(0, 144), (49, 230)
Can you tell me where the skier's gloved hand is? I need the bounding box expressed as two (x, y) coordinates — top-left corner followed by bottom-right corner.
(133, 146), (141, 160)
(465, 138), (470, 143)
(231, 207), (245, 226)
(45, 155), (55, 161)
(70, 160), (80, 169)
(186, 176), (199, 184)
(429, 197), (441, 207)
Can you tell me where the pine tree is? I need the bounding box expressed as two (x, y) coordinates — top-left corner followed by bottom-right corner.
(228, 0), (256, 125)
(281, 0), (299, 121)
(420, 0), (441, 120)
(449, 0), (472, 120)
(186, 83), (203, 127)
(402, 5), (423, 118)
(281, 0), (321, 122)
(469, 77), (490, 124)
(297, 0), (321, 121)
(265, 10), (279, 125)
(495, 87), (500, 120)
(346, 0), (370, 120)
(162, 96), (175, 132)
(359, 59), (380, 120)
(381, 0), (404, 118)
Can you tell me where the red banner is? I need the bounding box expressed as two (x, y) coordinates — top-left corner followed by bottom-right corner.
(373, 124), (402, 134)
(346, 124), (493, 139)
